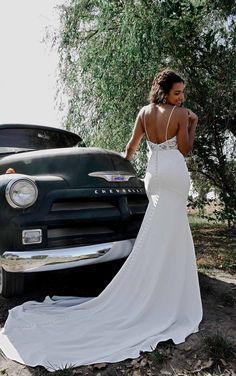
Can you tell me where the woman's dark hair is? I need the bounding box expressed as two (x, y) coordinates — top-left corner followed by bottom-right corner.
(148, 68), (184, 104)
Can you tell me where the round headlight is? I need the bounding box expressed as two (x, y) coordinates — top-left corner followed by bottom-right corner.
(5, 178), (38, 208)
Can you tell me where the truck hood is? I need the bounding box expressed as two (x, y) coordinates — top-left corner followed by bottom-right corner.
(0, 147), (140, 189)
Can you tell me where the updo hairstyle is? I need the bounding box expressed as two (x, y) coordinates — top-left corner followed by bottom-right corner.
(148, 69), (184, 104)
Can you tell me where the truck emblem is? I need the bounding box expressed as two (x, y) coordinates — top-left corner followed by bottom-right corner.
(88, 171), (135, 182)
(94, 188), (145, 194)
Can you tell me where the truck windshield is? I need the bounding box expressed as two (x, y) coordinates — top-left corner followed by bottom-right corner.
(0, 126), (82, 155)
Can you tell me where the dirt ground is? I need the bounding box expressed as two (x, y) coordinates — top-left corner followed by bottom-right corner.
(0, 226), (235, 376)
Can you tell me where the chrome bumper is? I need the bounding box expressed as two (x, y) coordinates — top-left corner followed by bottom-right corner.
(0, 239), (134, 273)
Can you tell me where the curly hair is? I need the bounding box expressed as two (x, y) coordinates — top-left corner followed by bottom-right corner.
(148, 68), (184, 104)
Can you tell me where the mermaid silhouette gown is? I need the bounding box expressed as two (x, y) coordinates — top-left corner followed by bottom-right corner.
(0, 106), (202, 371)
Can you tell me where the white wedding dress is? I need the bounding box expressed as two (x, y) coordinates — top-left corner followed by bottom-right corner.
(0, 107), (202, 371)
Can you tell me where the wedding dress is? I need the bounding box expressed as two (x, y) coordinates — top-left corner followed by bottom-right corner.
(0, 106), (202, 371)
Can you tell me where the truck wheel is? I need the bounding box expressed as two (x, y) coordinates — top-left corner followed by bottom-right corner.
(0, 268), (24, 298)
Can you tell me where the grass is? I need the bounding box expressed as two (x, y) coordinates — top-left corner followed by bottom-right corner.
(150, 346), (168, 365)
(188, 213), (217, 227)
(203, 333), (236, 368)
(188, 214), (236, 275)
(44, 363), (76, 376)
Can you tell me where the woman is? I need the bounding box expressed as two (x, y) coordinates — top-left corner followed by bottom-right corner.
(0, 69), (202, 371)
(124, 69), (198, 160)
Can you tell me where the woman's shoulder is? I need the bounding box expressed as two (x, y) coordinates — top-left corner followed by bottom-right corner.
(174, 106), (188, 119)
(138, 103), (155, 116)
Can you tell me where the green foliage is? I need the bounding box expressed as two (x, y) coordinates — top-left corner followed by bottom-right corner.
(203, 332), (236, 368)
(55, 0), (236, 224)
(57, 0), (164, 151)
(47, 363), (76, 375)
(150, 345), (168, 365)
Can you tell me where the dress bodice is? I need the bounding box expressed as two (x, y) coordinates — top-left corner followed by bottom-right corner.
(147, 135), (178, 152)
(144, 105), (178, 153)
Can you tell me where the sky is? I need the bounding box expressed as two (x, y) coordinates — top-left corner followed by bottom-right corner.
(0, 0), (65, 128)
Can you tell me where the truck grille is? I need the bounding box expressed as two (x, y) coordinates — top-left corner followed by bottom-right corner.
(51, 200), (115, 211)
(47, 225), (115, 247)
(47, 221), (141, 248)
(50, 196), (148, 213)
(46, 194), (148, 248)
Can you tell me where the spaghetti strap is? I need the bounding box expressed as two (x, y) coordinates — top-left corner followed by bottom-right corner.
(144, 105), (176, 143)
(165, 106), (176, 141)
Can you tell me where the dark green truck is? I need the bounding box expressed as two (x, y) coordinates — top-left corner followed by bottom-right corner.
(0, 124), (147, 297)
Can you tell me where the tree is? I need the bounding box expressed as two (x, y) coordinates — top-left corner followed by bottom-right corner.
(55, 0), (236, 225)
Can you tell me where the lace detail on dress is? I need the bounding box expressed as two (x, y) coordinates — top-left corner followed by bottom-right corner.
(147, 136), (178, 152)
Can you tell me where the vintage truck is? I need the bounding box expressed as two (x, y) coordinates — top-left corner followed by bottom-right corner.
(0, 124), (148, 297)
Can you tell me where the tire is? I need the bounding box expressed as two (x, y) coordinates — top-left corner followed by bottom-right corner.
(0, 268), (24, 298)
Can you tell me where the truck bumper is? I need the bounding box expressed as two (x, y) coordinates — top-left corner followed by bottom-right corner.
(0, 239), (134, 273)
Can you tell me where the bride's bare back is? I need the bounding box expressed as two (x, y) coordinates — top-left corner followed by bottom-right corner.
(125, 104), (191, 158)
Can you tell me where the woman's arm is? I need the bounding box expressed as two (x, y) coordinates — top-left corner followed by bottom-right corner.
(187, 109), (198, 152)
(123, 109), (145, 160)
(176, 108), (198, 156)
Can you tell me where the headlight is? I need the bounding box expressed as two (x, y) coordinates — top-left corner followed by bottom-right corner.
(5, 178), (38, 208)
